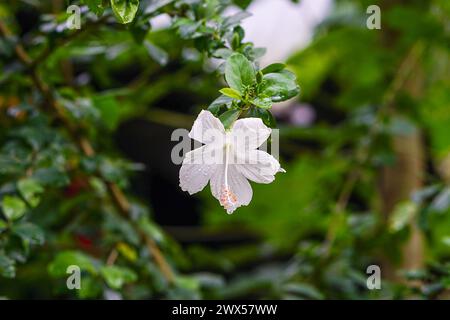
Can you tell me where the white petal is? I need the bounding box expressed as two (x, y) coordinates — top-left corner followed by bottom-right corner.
(189, 110), (225, 145)
(230, 117), (271, 151)
(210, 164), (226, 201)
(228, 165), (253, 206)
(179, 146), (217, 195)
(235, 150), (283, 184)
(210, 164), (253, 214)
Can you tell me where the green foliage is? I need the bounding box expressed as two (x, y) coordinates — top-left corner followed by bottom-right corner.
(2, 196), (26, 221)
(216, 52), (299, 126)
(261, 63), (286, 75)
(48, 251), (98, 277)
(0, 0), (449, 300)
(18, 179), (44, 208)
(82, 0), (105, 16)
(260, 70), (300, 102)
(111, 0), (140, 24)
(225, 53), (256, 93)
(100, 265), (138, 289)
(219, 109), (241, 129)
(219, 88), (242, 100)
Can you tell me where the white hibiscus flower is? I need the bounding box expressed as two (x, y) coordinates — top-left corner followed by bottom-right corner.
(179, 110), (285, 214)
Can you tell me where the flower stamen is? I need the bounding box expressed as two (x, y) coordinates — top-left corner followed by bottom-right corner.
(219, 142), (238, 214)
(219, 187), (238, 214)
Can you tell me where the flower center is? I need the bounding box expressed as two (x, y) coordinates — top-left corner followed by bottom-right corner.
(219, 142), (238, 214)
(219, 187), (238, 214)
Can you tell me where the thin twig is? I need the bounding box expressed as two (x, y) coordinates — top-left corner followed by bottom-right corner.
(106, 248), (119, 266)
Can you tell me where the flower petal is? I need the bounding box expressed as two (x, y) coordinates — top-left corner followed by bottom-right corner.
(210, 164), (225, 201)
(228, 165), (253, 206)
(236, 150), (283, 184)
(179, 146), (217, 195)
(231, 117), (271, 151)
(210, 164), (252, 214)
(189, 110), (225, 145)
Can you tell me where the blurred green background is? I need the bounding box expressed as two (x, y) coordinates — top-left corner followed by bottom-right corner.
(0, 0), (449, 299)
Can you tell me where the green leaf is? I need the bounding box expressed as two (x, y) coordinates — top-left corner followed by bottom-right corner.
(222, 11), (252, 28)
(261, 70), (300, 102)
(261, 110), (277, 128)
(256, 71), (263, 84)
(231, 31), (241, 50)
(100, 265), (137, 289)
(174, 18), (201, 39)
(17, 178), (44, 208)
(248, 108), (276, 128)
(12, 222), (45, 245)
(252, 96), (273, 109)
(389, 202), (418, 232)
(110, 0), (140, 24)
(117, 242), (138, 262)
(250, 47), (266, 60)
(208, 95), (233, 116)
(261, 63), (286, 74)
(0, 254), (15, 278)
(442, 237), (450, 247)
(139, 216), (164, 243)
(144, 40), (169, 66)
(105, 213), (141, 246)
(219, 88), (242, 99)
(48, 251), (98, 277)
(82, 0), (105, 16)
(1, 196), (26, 221)
(213, 48), (233, 59)
(92, 94), (122, 131)
(225, 53), (256, 93)
(219, 109), (241, 129)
